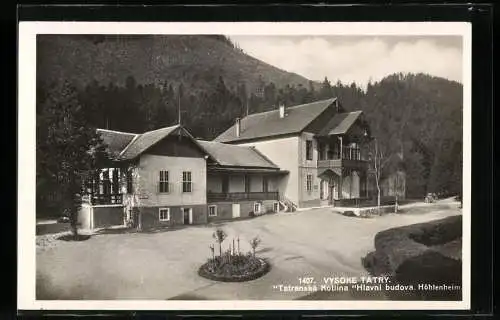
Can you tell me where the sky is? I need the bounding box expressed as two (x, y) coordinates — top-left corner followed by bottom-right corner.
(229, 35), (463, 88)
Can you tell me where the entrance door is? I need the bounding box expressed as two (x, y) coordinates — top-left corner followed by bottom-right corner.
(232, 204), (240, 218)
(183, 208), (193, 224)
(320, 180), (329, 200)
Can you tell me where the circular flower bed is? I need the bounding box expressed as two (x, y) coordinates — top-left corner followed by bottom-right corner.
(198, 254), (270, 282)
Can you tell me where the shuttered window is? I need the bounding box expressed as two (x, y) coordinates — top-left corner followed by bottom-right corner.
(159, 170), (169, 193)
(306, 174), (313, 193)
(182, 171), (192, 193)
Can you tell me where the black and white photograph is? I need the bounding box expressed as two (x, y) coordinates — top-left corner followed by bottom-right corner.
(18, 22), (471, 310)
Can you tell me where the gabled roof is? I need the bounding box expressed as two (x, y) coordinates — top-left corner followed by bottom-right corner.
(214, 98), (337, 143)
(96, 129), (138, 158)
(197, 140), (279, 169)
(97, 125), (209, 161)
(119, 125), (180, 160)
(317, 111), (363, 136)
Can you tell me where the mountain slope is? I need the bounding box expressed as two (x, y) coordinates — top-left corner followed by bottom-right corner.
(36, 35), (317, 93)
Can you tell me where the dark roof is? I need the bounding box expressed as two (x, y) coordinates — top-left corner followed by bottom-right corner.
(96, 129), (138, 158)
(317, 111), (363, 136)
(119, 125), (180, 160)
(197, 140), (279, 169)
(214, 98), (337, 143)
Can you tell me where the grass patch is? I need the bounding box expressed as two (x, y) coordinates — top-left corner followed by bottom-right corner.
(57, 234), (91, 241)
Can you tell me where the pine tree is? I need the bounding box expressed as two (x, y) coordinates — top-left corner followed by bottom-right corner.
(37, 81), (107, 237)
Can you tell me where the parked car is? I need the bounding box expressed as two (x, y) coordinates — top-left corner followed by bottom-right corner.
(57, 215), (70, 223)
(424, 193), (438, 203)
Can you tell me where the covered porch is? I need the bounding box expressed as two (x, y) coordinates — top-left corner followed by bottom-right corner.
(82, 164), (133, 206)
(207, 167), (287, 203)
(317, 167), (370, 207)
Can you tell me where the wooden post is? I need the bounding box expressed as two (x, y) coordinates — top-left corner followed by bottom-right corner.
(339, 136), (343, 159)
(338, 169), (343, 200)
(349, 169), (352, 199)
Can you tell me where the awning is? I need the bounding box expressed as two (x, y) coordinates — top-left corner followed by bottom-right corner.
(317, 168), (340, 177)
(208, 166), (289, 175)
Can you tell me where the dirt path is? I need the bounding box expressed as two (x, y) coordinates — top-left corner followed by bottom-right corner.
(36, 201), (462, 300)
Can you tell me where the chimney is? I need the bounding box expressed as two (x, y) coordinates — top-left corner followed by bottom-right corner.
(279, 103), (286, 118)
(235, 118), (241, 137)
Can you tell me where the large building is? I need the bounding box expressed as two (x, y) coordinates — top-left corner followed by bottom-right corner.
(78, 98), (379, 231)
(214, 97), (372, 208)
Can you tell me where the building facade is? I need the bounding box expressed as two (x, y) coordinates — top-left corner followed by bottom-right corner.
(214, 98), (373, 209)
(78, 98), (401, 231)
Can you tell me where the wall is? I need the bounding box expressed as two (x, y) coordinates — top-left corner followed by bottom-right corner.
(93, 205), (125, 229)
(299, 167), (321, 207)
(342, 174), (352, 198)
(136, 154), (207, 207)
(381, 171), (407, 199)
(77, 205), (92, 230)
(298, 132), (321, 207)
(238, 136), (300, 205)
(207, 200), (279, 223)
(139, 205), (207, 229)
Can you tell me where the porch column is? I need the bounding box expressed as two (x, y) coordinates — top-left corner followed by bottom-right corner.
(338, 169), (343, 199)
(339, 136), (343, 159)
(349, 169), (352, 199)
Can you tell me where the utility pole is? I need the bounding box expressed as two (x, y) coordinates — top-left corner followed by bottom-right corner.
(178, 91), (181, 126)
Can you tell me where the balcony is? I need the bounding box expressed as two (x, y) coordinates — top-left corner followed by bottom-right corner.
(317, 146), (369, 170)
(207, 191), (279, 202)
(91, 193), (124, 205)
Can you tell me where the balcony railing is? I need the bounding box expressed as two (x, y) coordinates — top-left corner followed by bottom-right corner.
(91, 193), (123, 205)
(319, 146), (364, 161)
(207, 191), (279, 202)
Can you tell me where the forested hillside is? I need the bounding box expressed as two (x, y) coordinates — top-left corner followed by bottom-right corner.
(37, 35), (315, 94)
(36, 35), (462, 199)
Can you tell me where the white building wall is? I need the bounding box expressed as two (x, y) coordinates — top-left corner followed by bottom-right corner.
(298, 132), (320, 205)
(238, 136), (300, 205)
(136, 154), (207, 207)
(351, 171), (360, 198)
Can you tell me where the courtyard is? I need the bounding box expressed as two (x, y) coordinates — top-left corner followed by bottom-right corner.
(36, 200), (462, 300)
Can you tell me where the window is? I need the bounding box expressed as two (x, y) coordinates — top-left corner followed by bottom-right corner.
(159, 208), (170, 221)
(182, 171), (192, 193)
(318, 143), (325, 160)
(306, 174), (313, 193)
(126, 169), (133, 194)
(208, 205), (217, 217)
(102, 169), (111, 195)
(306, 140), (313, 160)
(254, 202), (262, 214)
(111, 168), (120, 194)
(273, 202), (279, 213)
(159, 170), (169, 193)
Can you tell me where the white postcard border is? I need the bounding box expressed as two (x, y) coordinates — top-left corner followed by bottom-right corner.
(18, 21), (472, 311)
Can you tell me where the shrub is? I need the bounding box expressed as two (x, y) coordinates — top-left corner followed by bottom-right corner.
(363, 215), (463, 300)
